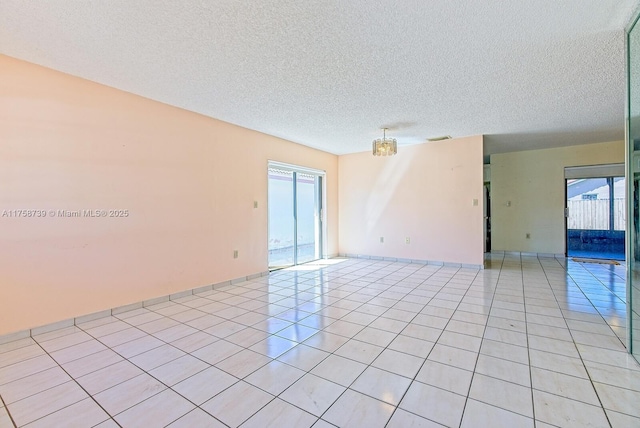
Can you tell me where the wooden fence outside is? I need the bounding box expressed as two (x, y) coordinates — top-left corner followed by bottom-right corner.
(567, 199), (625, 230)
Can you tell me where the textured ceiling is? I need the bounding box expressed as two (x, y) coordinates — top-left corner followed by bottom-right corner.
(1, 1), (639, 156)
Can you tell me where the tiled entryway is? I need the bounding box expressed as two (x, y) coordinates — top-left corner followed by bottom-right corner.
(1, 254), (639, 427)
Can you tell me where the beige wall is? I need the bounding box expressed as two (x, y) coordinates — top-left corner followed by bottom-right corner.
(338, 136), (484, 266)
(0, 55), (338, 335)
(490, 141), (624, 254)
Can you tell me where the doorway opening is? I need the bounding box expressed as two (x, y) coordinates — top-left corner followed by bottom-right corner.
(484, 183), (491, 252)
(268, 162), (324, 270)
(565, 166), (625, 260)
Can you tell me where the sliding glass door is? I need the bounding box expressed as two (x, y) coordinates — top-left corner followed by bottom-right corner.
(564, 164), (625, 260)
(268, 163), (323, 269)
(567, 177), (626, 260)
(566, 176), (625, 260)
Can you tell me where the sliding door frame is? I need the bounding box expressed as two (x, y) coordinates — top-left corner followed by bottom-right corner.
(564, 164), (626, 259)
(268, 161), (326, 269)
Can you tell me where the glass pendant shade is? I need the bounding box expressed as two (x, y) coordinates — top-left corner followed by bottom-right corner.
(372, 128), (397, 156)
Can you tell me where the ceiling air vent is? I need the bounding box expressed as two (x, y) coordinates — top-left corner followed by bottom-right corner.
(427, 135), (452, 142)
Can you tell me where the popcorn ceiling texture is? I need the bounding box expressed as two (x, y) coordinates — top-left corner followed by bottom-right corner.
(0, 0), (637, 155)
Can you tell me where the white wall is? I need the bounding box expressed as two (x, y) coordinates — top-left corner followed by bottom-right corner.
(338, 135), (484, 266)
(490, 140), (624, 254)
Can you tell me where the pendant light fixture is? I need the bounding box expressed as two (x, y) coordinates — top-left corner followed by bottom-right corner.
(372, 128), (397, 156)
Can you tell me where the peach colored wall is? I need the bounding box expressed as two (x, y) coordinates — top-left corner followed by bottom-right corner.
(338, 136), (484, 266)
(0, 55), (338, 335)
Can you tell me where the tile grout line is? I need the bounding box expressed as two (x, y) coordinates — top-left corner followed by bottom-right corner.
(236, 259), (426, 426)
(539, 257), (614, 428)
(310, 262), (447, 426)
(70, 260), (405, 426)
(564, 261), (627, 348)
(469, 255), (548, 420)
(79, 259), (425, 426)
(378, 264), (483, 427)
(523, 255), (538, 427)
(45, 288), (279, 425)
(249, 261), (434, 424)
(28, 339), (124, 428)
(262, 261), (404, 425)
(76, 308), (237, 426)
(70, 269), (327, 426)
(305, 261), (437, 424)
(0, 394), (17, 428)
(456, 253), (504, 428)
(156, 260), (396, 423)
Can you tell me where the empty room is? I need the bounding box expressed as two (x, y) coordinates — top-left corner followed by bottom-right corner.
(2, 1), (640, 427)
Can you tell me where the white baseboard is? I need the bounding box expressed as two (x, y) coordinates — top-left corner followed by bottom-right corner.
(0, 270), (270, 346)
(335, 253), (484, 270)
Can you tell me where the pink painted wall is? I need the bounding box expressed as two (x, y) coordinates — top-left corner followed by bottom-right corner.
(0, 55), (338, 335)
(338, 136), (484, 266)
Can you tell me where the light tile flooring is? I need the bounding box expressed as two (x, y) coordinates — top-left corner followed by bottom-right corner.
(1, 254), (639, 427)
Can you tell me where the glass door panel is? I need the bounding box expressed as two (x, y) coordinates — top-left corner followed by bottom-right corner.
(628, 12), (640, 361)
(296, 173), (320, 264)
(614, 177), (626, 231)
(268, 168), (295, 269)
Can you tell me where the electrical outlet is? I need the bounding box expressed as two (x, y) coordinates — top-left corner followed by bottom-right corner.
(405, 237), (410, 244)
(526, 233), (530, 239)
(472, 198), (478, 206)
(253, 201), (258, 209)
(233, 250), (239, 258)
(380, 237), (384, 243)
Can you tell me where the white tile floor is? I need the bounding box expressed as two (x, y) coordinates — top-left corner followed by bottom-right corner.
(0, 254), (639, 427)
